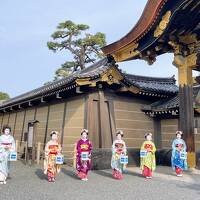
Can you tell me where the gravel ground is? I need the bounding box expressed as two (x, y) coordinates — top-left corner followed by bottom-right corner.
(1, 161), (200, 200)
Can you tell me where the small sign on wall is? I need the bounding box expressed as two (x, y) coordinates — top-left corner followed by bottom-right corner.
(28, 126), (34, 148)
(194, 128), (198, 135)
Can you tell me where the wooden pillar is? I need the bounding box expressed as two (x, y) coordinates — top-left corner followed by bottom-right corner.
(86, 91), (114, 149)
(36, 142), (41, 164)
(16, 140), (19, 154)
(43, 105), (50, 148)
(61, 102), (67, 146)
(13, 112), (17, 137)
(173, 54), (197, 168)
(86, 93), (101, 149)
(98, 90), (113, 148)
(21, 110), (27, 143)
(153, 119), (161, 149)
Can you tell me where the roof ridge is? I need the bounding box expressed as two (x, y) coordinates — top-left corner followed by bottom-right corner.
(2, 58), (109, 107)
(124, 73), (176, 82)
(1, 58), (178, 109)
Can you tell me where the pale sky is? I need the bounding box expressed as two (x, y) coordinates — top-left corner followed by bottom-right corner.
(0, 0), (179, 98)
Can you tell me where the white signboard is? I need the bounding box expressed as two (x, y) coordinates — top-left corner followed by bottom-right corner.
(28, 126), (34, 148)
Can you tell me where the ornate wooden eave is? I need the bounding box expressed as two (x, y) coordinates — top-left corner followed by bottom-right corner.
(102, 0), (200, 68)
(102, 0), (167, 60)
(75, 66), (142, 95)
(75, 66), (124, 87)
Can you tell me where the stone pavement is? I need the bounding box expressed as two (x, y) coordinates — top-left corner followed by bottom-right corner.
(1, 161), (200, 200)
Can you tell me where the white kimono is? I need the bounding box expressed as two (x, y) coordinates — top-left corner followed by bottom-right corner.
(0, 134), (16, 179)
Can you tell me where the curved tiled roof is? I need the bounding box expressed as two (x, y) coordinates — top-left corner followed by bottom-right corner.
(147, 95), (179, 111)
(0, 58), (178, 109)
(1, 58), (110, 108)
(142, 85), (200, 112)
(124, 74), (178, 94)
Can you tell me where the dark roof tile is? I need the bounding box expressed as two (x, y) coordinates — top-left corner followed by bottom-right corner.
(143, 85), (200, 112)
(124, 74), (178, 94)
(0, 58), (178, 109)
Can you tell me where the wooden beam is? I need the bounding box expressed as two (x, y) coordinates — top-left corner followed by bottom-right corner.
(0, 113), (4, 131)
(7, 113), (11, 125)
(43, 105), (50, 148)
(153, 119), (162, 149)
(61, 102), (67, 146)
(84, 96), (88, 129)
(179, 85), (195, 168)
(173, 54), (197, 85)
(98, 90), (113, 148)
(13, 112), (17, 137)
(21, 110), (27, 143)
(86, 93), (100, 149)
(107, 99), (116, 143)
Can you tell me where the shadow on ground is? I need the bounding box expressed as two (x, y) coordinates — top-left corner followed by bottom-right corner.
(92, 169), (112, 179)
(61, 168), (80, 180)
(125, 169), (143, 178)
(35, 169), (46, 180)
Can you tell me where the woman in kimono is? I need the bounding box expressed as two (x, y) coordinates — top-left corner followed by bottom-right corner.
(0, 125), (16, 180)
(75, 129), (92, 181)
(111, 130), (127, 180)
(171, 131), (187, 177)
(140, 133), (156, 179)
(44, 131), (62, 182)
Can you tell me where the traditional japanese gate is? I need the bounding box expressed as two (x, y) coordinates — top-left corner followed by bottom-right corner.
(102, 0), (200, 168)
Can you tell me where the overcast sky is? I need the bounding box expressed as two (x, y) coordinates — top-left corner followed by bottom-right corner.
(0, 0), (179, 98)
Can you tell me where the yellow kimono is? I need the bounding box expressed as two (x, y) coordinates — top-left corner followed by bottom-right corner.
(140, 141), (156, 172)
(44, 141), (61, 181)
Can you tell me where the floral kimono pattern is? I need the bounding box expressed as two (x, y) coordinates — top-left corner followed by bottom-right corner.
(140, 141), (156, 178)
(44, 142), (61, 182)
(0, 134), (15, 177)
(76, 139), (92, 179)
(111, 139), (127, 180)
(171, 139), (187, 175)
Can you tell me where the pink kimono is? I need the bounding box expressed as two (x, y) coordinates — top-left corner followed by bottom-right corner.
(76, 139), (92, 179)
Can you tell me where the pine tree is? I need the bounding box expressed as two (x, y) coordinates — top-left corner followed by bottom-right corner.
(47, 20), (106, 79)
